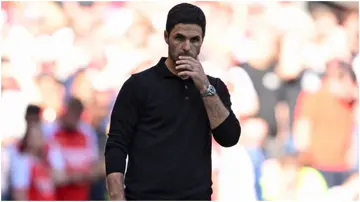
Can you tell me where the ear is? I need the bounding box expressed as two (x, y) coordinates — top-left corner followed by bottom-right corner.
(164, 30), (169, 45)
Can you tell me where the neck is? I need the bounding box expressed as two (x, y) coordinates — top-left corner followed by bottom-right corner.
(165, 57), (177, 75)
(24, 147), (41, 157)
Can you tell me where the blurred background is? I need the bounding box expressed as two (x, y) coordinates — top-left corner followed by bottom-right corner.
(1, 1), (359, 201)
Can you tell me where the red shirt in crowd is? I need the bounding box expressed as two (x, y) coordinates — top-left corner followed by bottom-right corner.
(44, 121), (99, 200)
(9, 142), (64, 200)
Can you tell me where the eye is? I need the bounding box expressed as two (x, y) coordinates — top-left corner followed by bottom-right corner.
(190, 37), (200, 43)
(174, 34), (185, 41)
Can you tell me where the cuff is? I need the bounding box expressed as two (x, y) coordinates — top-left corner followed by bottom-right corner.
(211, 111), (241, 147)
(105, 140), (127, 176)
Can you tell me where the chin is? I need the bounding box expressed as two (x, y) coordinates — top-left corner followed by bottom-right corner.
(64, 126), (76, 132)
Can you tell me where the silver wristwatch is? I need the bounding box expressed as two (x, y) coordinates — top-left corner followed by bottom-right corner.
(201, 84), (217, 97)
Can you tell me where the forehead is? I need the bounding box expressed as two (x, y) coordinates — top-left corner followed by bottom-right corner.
(27, 113), (40, 118)
(65, 109), (81, 116)
(170, 23), (203, 38)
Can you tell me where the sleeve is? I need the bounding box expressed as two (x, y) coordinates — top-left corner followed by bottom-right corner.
(2, 147), (10, 193)
(105, 75), (141, 175)
(80, 122), (100, 162)
(218, 147), (257, 201)
(10, 154), (31, 190)
(47, 144), (65, 170)
(211, 78), (241, 147)
(42, 122), (58, 141)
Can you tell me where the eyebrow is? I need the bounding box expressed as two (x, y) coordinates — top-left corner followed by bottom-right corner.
(174, 33), (201, 39)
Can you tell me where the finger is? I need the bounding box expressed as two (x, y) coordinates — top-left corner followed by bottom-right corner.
(179, 56), (197, 62)
(175, 60), (190, 65)
(176, 60), (200, 72)
(179, 56), (198, 64)
(176, 59), (197, 67)
(175, 64), (192, 71)
(178, 71), (196, 77)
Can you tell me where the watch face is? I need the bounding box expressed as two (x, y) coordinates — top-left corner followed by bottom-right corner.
(202, 85), (216, 96)
(209, 85), (216, 94)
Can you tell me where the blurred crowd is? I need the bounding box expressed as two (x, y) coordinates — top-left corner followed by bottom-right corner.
(1, 1), (359, 201)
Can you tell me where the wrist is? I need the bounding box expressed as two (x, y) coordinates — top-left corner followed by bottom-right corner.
(201, 84), (217, 97)
(200, 81), (210, 94)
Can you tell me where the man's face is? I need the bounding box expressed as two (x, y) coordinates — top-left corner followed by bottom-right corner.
(62, 111), (81, 131)
(27, 122), (44, 151)
(26, 114), (41, 127)
(164, 23), (203, 63)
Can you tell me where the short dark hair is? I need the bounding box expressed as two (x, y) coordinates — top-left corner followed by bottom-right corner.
(166, 3), (206, 38)
(25, 104), (41, 118)
(21, 104), (42, 153)
(66, 96), (84, 114)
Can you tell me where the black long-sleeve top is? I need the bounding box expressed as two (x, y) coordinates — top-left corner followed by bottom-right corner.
(105, 57), (241, 200)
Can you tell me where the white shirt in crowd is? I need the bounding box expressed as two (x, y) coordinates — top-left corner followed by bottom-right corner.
(214, 144), (257, 201)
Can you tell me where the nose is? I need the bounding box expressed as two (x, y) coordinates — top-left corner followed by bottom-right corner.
(183, 40), (191, 52)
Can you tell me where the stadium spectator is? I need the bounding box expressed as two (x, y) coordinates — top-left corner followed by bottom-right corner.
(293, 60), (357, 188)
(42, 97), (101, 200)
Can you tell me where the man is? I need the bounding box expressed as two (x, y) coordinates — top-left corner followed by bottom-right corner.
(8, 104), (67, 201)
(105, 3), (241, 201)
(3, 104), (42, 200)
(10, 106), (57, 201)
(293, 60), (357, 188)
(44, 97), (100, 200)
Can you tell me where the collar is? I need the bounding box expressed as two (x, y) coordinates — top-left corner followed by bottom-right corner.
(156, 57), (178, 78)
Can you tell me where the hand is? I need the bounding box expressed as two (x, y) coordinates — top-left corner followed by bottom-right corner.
(176, 56), (210, 93)
(71, 169), (95, 183)
(70, 172), (88, 183)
